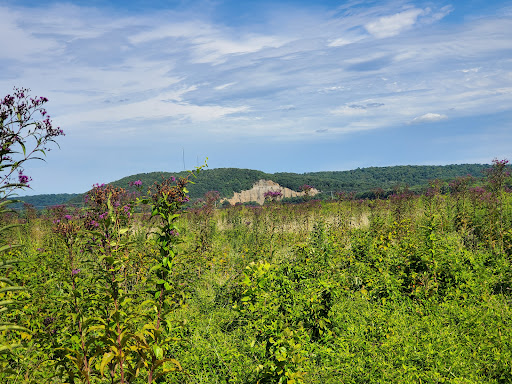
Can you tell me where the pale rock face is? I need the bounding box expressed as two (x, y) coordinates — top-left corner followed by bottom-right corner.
(222, 179), (319, 205)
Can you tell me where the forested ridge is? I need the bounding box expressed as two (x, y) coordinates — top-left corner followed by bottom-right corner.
(22, 163), (508, 208)
(10, 193), (83, 210)
(110, 164), (496, 198)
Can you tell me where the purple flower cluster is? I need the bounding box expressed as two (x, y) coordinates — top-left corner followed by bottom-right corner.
(0, 88), (64, 191)
(84, 183), (135, 226)
(129, 180), (142, 187)
(18, 170), (31, 186)
(469, 186), (494, 204)
(389, 190), (415, 203)
(486, 158), (511, 193)
(449, 175), (473, 195)
(43, 316), (55, 327)
(264, 190), (282, 199)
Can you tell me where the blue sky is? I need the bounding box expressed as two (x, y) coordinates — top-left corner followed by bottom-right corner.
(1, 0), (511, 194)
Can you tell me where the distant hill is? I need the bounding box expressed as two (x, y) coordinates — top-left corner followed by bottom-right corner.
(21, 163), (506, 209)
(9, 193), (82, 210)
(100, 163), (496, 200)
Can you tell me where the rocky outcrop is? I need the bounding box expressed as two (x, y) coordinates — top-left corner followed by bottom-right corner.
(223, 179), (319, 205)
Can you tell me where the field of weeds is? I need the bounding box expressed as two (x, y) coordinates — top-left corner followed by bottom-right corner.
(1, 161), (512, 383)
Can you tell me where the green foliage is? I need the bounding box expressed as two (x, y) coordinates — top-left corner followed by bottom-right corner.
(65, 163), (508, 208)
(0, 87), (63, 377)
(8, 193), (82, 211)
(2, 154), (512, 382)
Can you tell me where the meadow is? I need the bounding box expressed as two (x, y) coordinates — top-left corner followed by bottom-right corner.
(0, 161), (511, 383)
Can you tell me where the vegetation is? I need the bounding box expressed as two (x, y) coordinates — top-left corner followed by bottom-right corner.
(9, 194), (82, 211)
(60, 163), (504, 209)
(0, 157), (511, 382)
(109, 164), (499, 199)
(2, 88), (512, 383)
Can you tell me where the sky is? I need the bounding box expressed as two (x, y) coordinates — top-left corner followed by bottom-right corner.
(1, 0), (511, 195)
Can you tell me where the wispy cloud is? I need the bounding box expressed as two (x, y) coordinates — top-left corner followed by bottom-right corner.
(364, 5), (452, 38)
(1, 0), (511, 193)
(409, 113), (448, 124)
(365, 8), (425, 38)
(215, 82), (237, 90)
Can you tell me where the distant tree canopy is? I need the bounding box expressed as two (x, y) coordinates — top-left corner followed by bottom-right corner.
(10, 193), (82, 211)
(20, 163), (512, 209)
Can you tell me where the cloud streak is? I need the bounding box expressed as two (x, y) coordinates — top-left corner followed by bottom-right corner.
(0, 0), (511, 193)
(410, 113), (448, 124)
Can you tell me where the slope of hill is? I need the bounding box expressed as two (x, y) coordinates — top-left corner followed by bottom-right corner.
(10, 193), (83, 210)
(106, 163), (497, 201)
(34, 163), (503, 209)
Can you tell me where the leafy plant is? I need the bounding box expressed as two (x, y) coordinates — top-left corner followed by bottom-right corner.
(0, 87), (63, 376)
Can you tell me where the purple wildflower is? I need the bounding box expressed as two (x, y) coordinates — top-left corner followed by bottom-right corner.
(264, 190), (282, 198)
(71, 269), (81, 275)
(18, 171), (31, 186)
(43, 316), (54, 327)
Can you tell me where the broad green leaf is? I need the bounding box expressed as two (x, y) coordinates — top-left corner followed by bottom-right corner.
(100, 352), (115, 376)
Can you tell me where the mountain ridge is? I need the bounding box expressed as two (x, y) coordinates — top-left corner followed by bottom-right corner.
(15, 163), (507, 209)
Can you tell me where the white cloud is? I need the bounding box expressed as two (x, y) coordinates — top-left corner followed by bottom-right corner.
(277, 105), (296, 111)
(191, 35), (286, 64)
(331, 105), (368, 116)
(363, 6), (453, 40)
(0, 2), (510, 151)
(130, 21), (287, 64)
(215, 82), (237, 90)
(328, 38), (353, 47)
(0, 7), (58, 59)
(365, 8), (424, 38)
(318, 86), (345, 93)
(57, 94), (248, 126)
(461, 68), (480, 73)
(410, 113), (448, 124)
(129, 22), (211, 44)
(328, 35), (365, 47)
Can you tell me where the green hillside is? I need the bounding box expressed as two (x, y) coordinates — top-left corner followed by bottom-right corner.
(32, 163), (504, 209)
(10, 193), (83, 210)
(96, 163), (496, 200)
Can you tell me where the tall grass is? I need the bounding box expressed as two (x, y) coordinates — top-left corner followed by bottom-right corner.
(1, 165), (512, 383)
